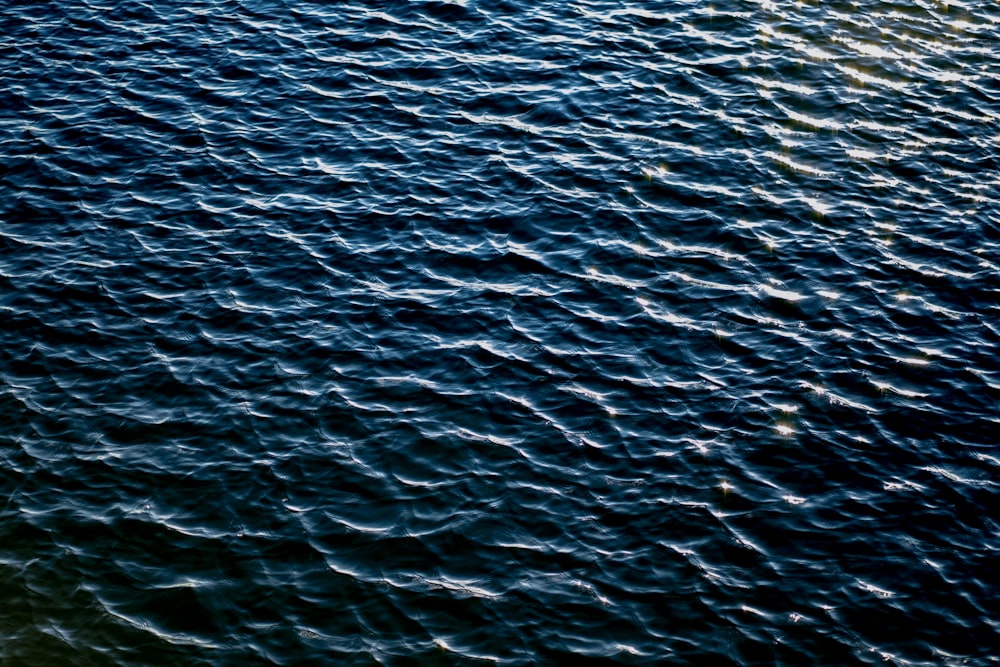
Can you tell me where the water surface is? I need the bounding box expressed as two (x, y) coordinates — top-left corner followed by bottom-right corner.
(1, 0), (998, 664)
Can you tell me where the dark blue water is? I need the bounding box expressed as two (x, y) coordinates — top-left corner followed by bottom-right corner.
(2, 0), (998, 664)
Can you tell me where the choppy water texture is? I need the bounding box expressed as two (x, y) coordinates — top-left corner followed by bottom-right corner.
(2, 0), (999, 664)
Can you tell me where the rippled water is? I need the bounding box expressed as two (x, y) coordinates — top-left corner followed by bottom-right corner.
(2, 0), (999, 664)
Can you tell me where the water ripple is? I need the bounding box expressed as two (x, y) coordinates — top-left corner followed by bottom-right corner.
(2, 0), (999, 664)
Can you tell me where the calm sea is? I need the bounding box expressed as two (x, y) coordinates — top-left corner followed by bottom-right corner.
(1, 0), (998, 664)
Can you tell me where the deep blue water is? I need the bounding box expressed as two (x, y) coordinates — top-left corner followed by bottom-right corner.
(2, 0), (999, 664)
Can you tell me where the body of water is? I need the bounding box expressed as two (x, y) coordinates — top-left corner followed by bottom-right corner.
(1, 0), (998, 664)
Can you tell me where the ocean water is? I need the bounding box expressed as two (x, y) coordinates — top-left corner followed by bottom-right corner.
(1, 0), (998, 664)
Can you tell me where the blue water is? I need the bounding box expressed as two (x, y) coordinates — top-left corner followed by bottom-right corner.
(2, 0), (998, 664)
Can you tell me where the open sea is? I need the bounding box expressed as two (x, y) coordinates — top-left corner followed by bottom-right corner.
(2, 0), (998, 664)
